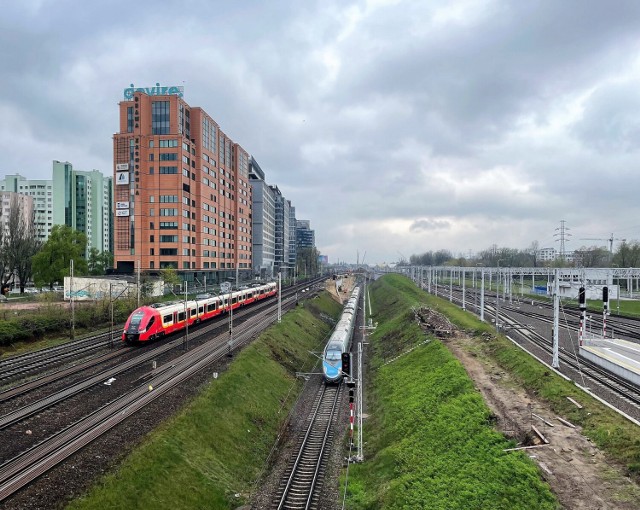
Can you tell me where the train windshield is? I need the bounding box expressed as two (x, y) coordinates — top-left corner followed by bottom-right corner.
(325, 348), (341, 361)
(129, 311), (145, 327)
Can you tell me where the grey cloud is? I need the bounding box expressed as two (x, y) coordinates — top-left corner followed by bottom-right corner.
(572, 82), (640, 153)
(409, 219), (451, 232)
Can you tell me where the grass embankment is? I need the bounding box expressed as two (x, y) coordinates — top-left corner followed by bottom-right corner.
(347, 274), (639, 508)
(345, 275), (557, 509)
(67, 292), (342, 510)
(416, 280), (640, 478)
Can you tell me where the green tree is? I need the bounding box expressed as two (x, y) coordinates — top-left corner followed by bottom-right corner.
(296, 247), (320, 277)
(87, 248), (113, 275)
(32, 225), (88, 289)
(8, 195), (42, 292)
(162, 267), (181, 292)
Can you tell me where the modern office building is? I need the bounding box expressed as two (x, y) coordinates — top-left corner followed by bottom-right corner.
(249, 157), (276, 278)
(0, 174), (52, 242)
(271, 186), (290, 275)
(288, 204), (297, 269)
(113, 86), (252, 283)
(296, 219), (315, 249)
(51, 161), (113, 256)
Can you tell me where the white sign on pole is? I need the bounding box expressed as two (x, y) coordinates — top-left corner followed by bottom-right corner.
(116, 163), (129, 171)
(116, 209), (130, 217)
(116, 172), (130, 185)
(116, 201), (129, 209)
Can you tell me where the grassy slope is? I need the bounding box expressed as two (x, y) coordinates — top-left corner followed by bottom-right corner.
(417, 280), (640, 478)
(345, 275), (557, 509)
(66, 293), (342, 510)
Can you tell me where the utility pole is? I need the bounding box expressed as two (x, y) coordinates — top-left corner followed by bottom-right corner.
(496, 261), (502, 331)
(277, 271), (282, 323)
(70, 259), (75, 340)
(554, 219), (571, 260)
(552, 269), (559, 368)
(228, 281), (234, 356)
(137, 260), (141, 308)
(109, 283), (114, 348)
(480, 269), (485, 321)
(184, 281), (189, 351)
(462, 268), (466, 311)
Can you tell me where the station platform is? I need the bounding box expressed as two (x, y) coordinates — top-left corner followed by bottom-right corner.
(580, 338), (640, 387)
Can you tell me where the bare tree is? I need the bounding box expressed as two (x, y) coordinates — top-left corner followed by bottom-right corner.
(7, 195), (41, 293)
(0, 199), (14, 291)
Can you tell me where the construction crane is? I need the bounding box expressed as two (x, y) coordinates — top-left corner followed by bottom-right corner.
(579, 233), (626, 253)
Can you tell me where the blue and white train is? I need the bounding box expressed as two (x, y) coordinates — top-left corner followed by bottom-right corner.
(322, 286), (361, 383)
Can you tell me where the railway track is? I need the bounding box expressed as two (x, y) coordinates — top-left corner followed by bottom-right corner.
(0, 295), (299, 503)
(427, 282), (640, 420)
(0, 332), (116, 385)
(273, 383), (341, 510)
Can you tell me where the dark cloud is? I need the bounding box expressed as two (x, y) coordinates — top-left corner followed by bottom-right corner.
(572, 82), (640, 153)
(2, 0), (640, 263)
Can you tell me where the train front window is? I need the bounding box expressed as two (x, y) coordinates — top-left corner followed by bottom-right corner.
(130, 311), (145, 327)
(326, 349), (341, 361)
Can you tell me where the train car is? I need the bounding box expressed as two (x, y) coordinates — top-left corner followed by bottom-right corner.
(122, 281), (277, 343)
(322, 286), (361, 383)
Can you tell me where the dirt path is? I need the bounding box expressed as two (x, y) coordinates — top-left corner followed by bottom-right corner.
(443, 333), (640, 510)
(325, 275), (356, 304)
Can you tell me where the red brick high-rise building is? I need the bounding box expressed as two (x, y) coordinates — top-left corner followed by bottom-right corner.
(113, 85), (252, 284)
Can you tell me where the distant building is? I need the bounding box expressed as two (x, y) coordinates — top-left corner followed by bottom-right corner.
(0, 192), (34, 236)
(52, 161), (113, 256)
(272, 186), (291, 275)
(536, 247), (575, 264)
(288, 203), (297, 269)
(0, 174), (52, 242)
(249, 157), (276, 278)
(0, 164), (112, 255)
(537, 247), (556, 262)
(296, 219), (315, 249)
(112, 86), (252, 282)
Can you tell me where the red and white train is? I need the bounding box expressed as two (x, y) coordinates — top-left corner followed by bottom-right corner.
(122, 282), (278, 343)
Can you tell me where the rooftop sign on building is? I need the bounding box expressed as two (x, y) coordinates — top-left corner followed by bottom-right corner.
(124, 83), (184, 100)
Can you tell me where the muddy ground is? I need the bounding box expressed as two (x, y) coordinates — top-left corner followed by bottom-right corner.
(443, 331), (640, 509)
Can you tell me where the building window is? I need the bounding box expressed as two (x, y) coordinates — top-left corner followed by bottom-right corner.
(152, 101), (170, 135)
(127, 107), (134, 132)
(159, 166), (178, 174)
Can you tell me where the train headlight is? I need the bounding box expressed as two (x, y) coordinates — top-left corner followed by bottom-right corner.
(139, 328), (146, 334)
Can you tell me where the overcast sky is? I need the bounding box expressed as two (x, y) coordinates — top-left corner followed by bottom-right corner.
(3, 0), (640, 265)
